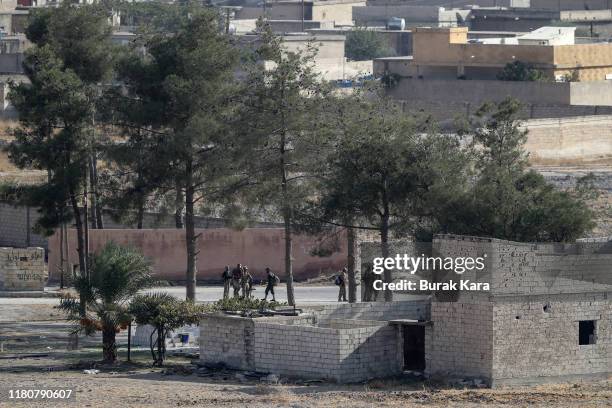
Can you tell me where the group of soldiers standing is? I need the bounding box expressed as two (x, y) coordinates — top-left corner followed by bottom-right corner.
(221, 263), (379, 303)
(222, 264), (279, 301)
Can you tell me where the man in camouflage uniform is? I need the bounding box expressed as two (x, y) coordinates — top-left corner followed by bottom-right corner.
(231, 263), (243, 298)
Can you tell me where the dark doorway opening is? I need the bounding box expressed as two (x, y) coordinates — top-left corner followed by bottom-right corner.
(403, 325), (425, 371)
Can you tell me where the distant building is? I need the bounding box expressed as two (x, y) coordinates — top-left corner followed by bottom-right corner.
(377, 26), (612, 81)
(235, 0), (366, 27)
(240, 32), (372, 80)
(469, 7), (612, 37)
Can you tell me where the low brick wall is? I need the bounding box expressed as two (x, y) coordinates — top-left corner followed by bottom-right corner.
(253, 320), (400, 383)
(0, 247), (47, 291)
(199, 301), (428, 382)
(199, 315), (255, 371)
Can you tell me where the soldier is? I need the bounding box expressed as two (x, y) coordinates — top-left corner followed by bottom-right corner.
(336, 267), (348, 302)
(241, 266), (252, 298)
(222, 265), (231, 299)
(231, 263), (243, 298)
(245, 268), (254, 298)
(263, 267), (278, 302)
(361, 263), (375, 302)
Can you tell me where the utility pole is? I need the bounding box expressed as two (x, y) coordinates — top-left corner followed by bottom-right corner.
(301, 0), (305, 32)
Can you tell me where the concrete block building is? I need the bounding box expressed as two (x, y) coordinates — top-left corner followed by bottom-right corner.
(200, 234), (612, 386)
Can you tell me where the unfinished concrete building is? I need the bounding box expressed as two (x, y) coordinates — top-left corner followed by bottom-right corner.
(199, 234), (611, 386)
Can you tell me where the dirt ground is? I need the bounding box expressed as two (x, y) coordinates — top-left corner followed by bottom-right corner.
(0, 353), (609, 408)
(0, 319), (609, 408)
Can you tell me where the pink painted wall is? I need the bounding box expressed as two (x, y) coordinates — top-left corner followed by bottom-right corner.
(47, 228), (347, 283)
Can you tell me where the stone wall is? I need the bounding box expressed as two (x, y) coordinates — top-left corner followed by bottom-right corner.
(254, 319), (400, 382)
(425, 294), (494, 381)
(491, 292), (611, 386)
(0, 247), (47, 291)
(199, 315), (255, 371)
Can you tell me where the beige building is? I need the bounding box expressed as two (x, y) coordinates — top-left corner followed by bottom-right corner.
(236, 0), (366, 27)
(382, 26), (612, 82)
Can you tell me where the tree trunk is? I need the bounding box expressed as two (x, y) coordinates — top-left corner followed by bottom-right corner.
(69, 187), (87, 316)
(88, 157), (98, 229)
(136, 198), (145, 229)
(381, 185), (392, 302)
(102, 326), (117, 363)
(347, 225), (357, 303)
(381, 215), (392, 302)
(157, 326), (166, 366)
(175, 180), (184, 229)
(184, 162), (197, 301)
(280, 126), (295, 306)
(92, 154), (103, 229)
(283, 206), (295, 306)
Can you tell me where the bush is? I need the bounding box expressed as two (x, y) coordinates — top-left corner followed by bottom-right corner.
(497, 61), (547, 82)
(212, 297), (286, 312)
(345, 27), (395, 61)
(130, 292), (209, 366)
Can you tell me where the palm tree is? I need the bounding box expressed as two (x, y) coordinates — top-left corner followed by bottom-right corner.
(59, 242), (153, 363)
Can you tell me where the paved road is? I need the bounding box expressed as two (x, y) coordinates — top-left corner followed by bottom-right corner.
(0, 285), (341, 305)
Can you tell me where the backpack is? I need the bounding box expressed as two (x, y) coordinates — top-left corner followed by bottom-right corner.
(334, 276), (342, 286)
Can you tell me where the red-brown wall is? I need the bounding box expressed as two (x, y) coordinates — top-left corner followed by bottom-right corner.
(47, 228), (347, 283)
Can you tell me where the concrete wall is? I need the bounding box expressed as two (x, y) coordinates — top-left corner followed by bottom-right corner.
(0, 53), (23, 73)
(353, 5), (454, 27)
(47, 228), (347, 283)
(313, 1), (365, 26)
(431, 234), (612, 296)
(491, 292), (611, 386)
(307, 299), (431, 321)
(523, 115), (612, 165)
(380, 77), (612, 108)
(199, 315), (255, 370)
(0, 204), (47, 249)
(426, 294), (494, 381)
(254, 319), (400, 382)
(0, 247), (47, 291)
(0, 202), (283, 251)
(398, 98), (612, 121)
(232, 19), (335, 34)
(383, 78), (574, 106)
(365, 0), (512, 6)
(530, 0), (612, 10)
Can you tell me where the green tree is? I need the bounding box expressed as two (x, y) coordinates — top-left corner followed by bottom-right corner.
(9, 5), (115, 299)
(317, 90), (469, 301)
(437, 98), (594, 241)
(497, 61), (547, 81)
(9, 46), (93, 293)
(345, 27), (395, 61)
(239, 25), (332, 306)
(129, 293), (206, 366)
(113, 8), (244, 300)
(26, 4), (115, 230)
(59, 242), (153, 363)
